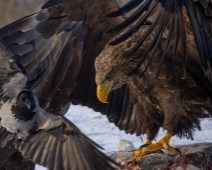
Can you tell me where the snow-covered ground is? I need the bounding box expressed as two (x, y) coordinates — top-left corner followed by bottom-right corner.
(36, 105), (212, 170)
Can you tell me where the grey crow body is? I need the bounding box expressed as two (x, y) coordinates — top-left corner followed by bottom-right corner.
(0, 89), (62, 140)
(1, 90), (36, 137)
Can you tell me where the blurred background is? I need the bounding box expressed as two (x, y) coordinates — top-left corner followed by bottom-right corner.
(0, 0), (133, 27)
(0, 0), (47, 28)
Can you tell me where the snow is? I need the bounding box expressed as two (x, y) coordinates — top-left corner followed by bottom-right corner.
(35, 105), (212, 170)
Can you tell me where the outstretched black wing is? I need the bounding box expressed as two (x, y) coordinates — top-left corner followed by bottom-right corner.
(0, 14), (72, 92)
(15, 115), (119, 170)
(108, 0), (212, 78)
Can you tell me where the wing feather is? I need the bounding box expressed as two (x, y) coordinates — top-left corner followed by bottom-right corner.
(106, 0), (153, 34)
(14, 116), (119, 170)
(0, 13), (73, 91)
(0, 39), (27, 99)
(108, 0), (212, 78)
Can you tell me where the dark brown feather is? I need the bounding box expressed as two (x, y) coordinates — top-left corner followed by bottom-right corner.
(108, 0), (212, 78)
(95, 22), (212, 140)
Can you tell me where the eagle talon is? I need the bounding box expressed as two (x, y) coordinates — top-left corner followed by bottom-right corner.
(159, 149), (164, 154)
(128, 155), (138, 166)
(139, 143), (149, 149)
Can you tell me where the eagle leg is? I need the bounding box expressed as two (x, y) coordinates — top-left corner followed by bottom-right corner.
(139, 138), (164, 153)
(128, 138), (156, 165)
(128, 132), (180, 165)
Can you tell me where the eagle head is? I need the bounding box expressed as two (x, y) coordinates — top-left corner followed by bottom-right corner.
(95, 44), (133, 103)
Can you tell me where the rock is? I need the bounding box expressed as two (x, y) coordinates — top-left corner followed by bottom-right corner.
(175, 164), (201, 170)
(117, 139), (135, 151)
(108, 142), (212, 170)
(172, 143), (212, 169)
(137, 153), (174, 170)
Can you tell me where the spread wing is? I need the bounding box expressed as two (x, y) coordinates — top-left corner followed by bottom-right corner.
(0, 0), (149, 136)
(14, 115), (119, 170)
(0, 21), (122, 169)
(107, 0), (212, 79)
(0, 5), (95, 169)
(0, 12), (72, 101)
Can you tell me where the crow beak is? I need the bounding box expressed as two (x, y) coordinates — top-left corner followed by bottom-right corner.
(24, 101), (31, 109)
(96, 80), (114, 103)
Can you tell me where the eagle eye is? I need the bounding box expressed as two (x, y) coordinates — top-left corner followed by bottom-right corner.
(106, 74), (110, 80)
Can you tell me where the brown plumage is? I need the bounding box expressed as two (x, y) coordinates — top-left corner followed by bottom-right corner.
(95, 0), (212, 163)
(1, 0), (212, 168)
(95, 27), (212, 140)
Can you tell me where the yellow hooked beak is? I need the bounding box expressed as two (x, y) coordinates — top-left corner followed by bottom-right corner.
(96, 80), (114, 103)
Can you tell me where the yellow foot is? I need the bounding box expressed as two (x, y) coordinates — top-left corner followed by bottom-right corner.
(128, 139), (158, 165)
(128, 145), (164, 165)
(128, 133), (181, 165)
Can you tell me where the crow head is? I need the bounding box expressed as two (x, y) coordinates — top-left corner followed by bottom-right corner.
(16, 90), (36, 111)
